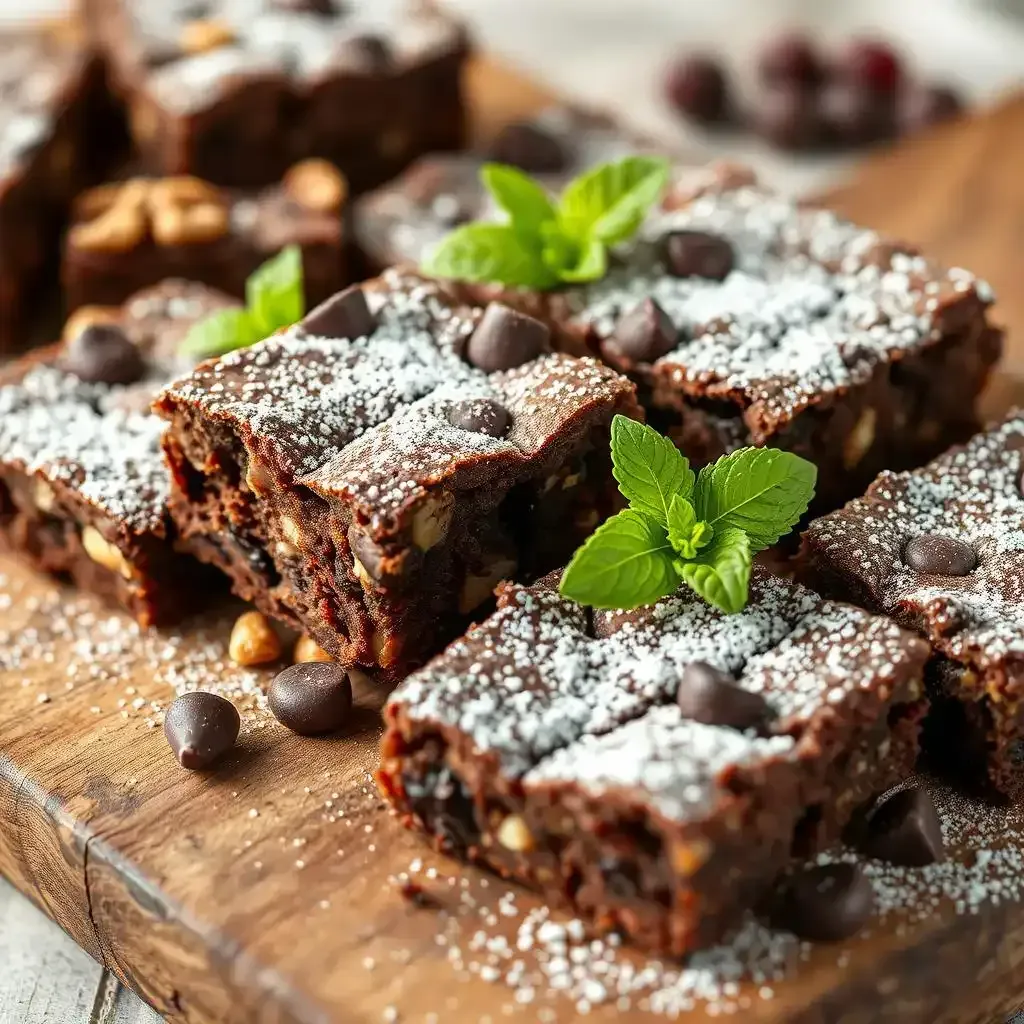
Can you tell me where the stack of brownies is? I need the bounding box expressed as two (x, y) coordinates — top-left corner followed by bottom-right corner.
(0, 1), (1019, 961)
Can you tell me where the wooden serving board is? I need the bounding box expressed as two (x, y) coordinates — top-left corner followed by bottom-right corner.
(4, 58), (1024, 1024)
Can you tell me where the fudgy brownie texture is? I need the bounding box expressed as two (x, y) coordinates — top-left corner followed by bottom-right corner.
(155, 270), (640, 685)
(0, 25), (124, 350)
(63, 160), (349, 312)
(0, 281), (237, 627)
(379, 567), (929, 955)
(801, 411), (1024, 802)
(461, 165), (1001, 516)
(84, 0), (470, 189)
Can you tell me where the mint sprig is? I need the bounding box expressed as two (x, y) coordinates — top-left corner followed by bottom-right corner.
(560, 416), (817, 614)
(180, 245), (306, 360)
(423, 156), (671, 290)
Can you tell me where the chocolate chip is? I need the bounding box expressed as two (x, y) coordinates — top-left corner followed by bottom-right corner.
(465, 303), (551, 373)
(268, 662), (353, 736)
(676, 661), (775, 732)
(772, 863), (874, 942)
(164, 691), (240, 770)
(903, 534), (976, 576)
(860, 787), (944, 866)
(300, 285), (375, 340)
(486, 122), (568, 174)
(335, 33), (391, 71)
(397, 879), (437, 908)
(348, 524), (420, 588)
(403, 764), (480, 854)
(62, 323), (146, 385)
(448, 398), (510, 437)
(605, 298), (678, 365)
(663, 230), (735, 281)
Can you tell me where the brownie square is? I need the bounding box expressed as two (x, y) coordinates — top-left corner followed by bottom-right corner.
(379, 567), (929, 955)
(155, 270), (640, 684)
(0, 281), (237, 627)
(802, 411), (1024, 801)
(85, 0), (470, 190)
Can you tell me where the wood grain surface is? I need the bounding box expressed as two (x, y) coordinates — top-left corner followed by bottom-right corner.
(3, 58), (1024, 1024)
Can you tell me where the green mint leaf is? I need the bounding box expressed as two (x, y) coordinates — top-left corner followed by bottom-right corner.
(559, 508), (680, 610)
(558, 237), (608, 283)
(179, 307), (258, 360)
(557, 156), (671, 245)
(667, 495), (713, 559)
(480, 163), (557, 239)
(423, 223), (559, 289)
(693, 447), (817, 552)
(677, 526), (752, 615)
(610, 414), (694, 525)
(247, 244), (304, 337)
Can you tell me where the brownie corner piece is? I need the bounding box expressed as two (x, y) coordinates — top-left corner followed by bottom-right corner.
(801, 409), (1024, 800)
(155, 271), (640, 682)
(379, 566), (929, 955)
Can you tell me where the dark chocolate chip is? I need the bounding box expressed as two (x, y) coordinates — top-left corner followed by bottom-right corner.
(335, 33), (392, 71)
(164, 691), (240, 770)
(860, 787), (944, 867)
(663, 230), (735, 281)
(486, 122), (568, 174)
(465, 303), (551, 373)
(402, 764), (479, 854)
(447, 398), (510, 437)
(268, 662), (353, 736)
(772, 863), (875, 942)
(903, 534), (976, 576)
(347, 524), (421, 588)
(397, 879), (437, 907)
(676, 661), (775, 732)
(62, 323), (146, 386)
(605, 298), (678, 365)
(300, 285), (375, 340)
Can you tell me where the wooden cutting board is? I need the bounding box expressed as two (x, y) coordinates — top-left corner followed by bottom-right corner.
(4, 58), (1024, 1024)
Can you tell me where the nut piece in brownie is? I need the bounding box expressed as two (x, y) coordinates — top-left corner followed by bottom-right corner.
(86, 0), (469, 189)
(802, 411), (1024, 801)
(478, 166), (1001, 515)
(0, 25), (124, 350)
(0, 282), (238, 627)
(155, 271), (641, 683)
(63, 160), (348, 312)
(379, 567), (929, 955)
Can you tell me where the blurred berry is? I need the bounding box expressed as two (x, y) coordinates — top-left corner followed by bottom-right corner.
(899, 84), (964, 133)
(665, 54), (731, 125)
(757, 32), (824, 89)
(753, 86), (824, 151)
(820, 80), (895, 147)
(841, 38), (903, 95)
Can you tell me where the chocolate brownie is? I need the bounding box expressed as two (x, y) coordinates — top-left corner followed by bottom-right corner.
(801, 411), (1024, 801)
(458, 165), (1002, 516)
(0, 281), (237, 627)
(155, 271), (641, 684)
(379, 567), (929, 955)
(63, 160), (348, 312)
(85, 0), (470, 190)
(0, 25), (124, 351)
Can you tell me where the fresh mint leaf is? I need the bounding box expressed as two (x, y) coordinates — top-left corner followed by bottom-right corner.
(559, 508), (680, 609)
(693, 447), (817, 551)
(179, 307), (259, 361)
(481, 163), (556, 239)
(667, 495), (713, 559)
(677, 526), (752, 615)
(557, 156), (671, 245)
(611, 414), (694, 525)
(424, 223), (559, 289)
(558, 237), (608, 283)
(247, 244), (304, 337)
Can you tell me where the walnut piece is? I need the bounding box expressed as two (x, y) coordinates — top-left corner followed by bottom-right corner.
(284, 159), (348, 213)
(229, 610), (282, 666)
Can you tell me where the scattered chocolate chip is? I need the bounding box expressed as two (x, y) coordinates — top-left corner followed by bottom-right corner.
(164, 691), (240, 770)
(62, 323), (146, 386)
(899, 84), (963, 134)
(300, 285), (375, 340)
(676, 662), (775, 732)
(903, 534), (976, 576)
(397, 879), (437, 908)
(486, 122), (568, 174)
(448, 398), (511, 437)
(348, 524), (420, 587)
(604, 297), (678, 365)
(334, 33), (391, 71)
(465, 303), (551, 373)
(664, 54), (731, 125)
(664, 230), (735, 281)
(268, 662), (353, 735)
(772, 863), (874, 942)
(757, 33), (824, 89)
(860, 787), (944, 866)
(753, 86), (826, 151)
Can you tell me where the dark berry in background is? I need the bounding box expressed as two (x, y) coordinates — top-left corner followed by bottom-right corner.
(664, 55), (731, 125)
(900, 84), (964, 134)
(840, 38), (903, 95)
(754, 87), (824, 152)
(757, 32), (824, 90)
